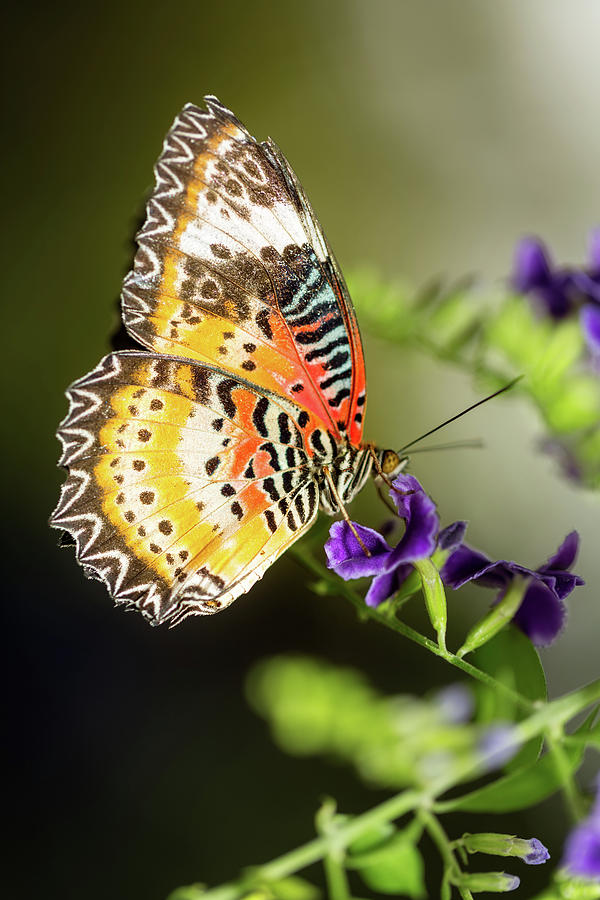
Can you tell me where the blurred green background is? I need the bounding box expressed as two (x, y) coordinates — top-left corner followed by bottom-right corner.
(5, 1), (599, 898)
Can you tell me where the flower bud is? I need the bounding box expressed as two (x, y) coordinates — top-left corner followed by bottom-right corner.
(463, 833), (550, 865)
(457, 577), (528, 657)
(452, 871), (520, 893)
(413, 558), (447, 651)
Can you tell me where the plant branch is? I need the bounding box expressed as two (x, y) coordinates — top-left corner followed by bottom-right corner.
(291, 547), (533, 712)
(418, 809), (473, 900)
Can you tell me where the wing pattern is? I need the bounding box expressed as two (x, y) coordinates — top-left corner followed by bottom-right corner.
(53, 97), (372, 622)
(51, 352), (323, 624)
(121, 97), (367, 443)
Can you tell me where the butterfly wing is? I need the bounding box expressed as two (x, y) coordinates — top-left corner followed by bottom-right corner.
(121, 96), (367, 445)
(51, 352), (322, 624)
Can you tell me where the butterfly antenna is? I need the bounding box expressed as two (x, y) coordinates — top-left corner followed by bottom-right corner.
(399, 377), (522, 453)
(408, 439), (484, 453)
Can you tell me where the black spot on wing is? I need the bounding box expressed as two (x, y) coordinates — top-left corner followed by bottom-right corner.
(310, 430), (326, 455)
(217, 379), (238, 418)
(305, 335), (347, 363)
(294, 493), (305, 523)
(278, 412), (291, 444)
(205, 456), (220, 476)
(192, 367), (211, 403)
(295, 318), (340, 345)
(306, 482), (318, 519)
(319, 367), (352, 391)
(262, 477), (280, 502)
(327, 387), (351, 408)
(255, 309), (273, 340)
(259, 442), (281, 472)
(252, 396), (269, 437)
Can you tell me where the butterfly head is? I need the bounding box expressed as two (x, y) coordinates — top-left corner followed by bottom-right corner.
(378, 449), (409, 479)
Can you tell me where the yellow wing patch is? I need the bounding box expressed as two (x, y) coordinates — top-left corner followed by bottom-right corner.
(51, 352), (321, 623)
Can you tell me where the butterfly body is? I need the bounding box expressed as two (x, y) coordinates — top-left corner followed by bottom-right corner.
(52, 97), (397, 625)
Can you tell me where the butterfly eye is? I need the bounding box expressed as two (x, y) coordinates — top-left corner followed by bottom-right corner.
(381, 450), (401, 475)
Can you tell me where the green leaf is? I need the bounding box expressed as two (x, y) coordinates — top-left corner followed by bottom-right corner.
(472, 626), (547, 770)
(441, 738), (583, 813)
(350, 831), (426, 897)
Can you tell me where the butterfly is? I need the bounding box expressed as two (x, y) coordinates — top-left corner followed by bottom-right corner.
(51, 96), (404, 626)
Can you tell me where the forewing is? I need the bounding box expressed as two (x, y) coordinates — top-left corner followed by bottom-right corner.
(51, 352), (320, 624)
(121, 96), (366, 444)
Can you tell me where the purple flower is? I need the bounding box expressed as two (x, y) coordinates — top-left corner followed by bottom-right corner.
(434, 684), (474, 724)
(512, 236), (572, 318)
(324, 475), (463, 609)
(512, 230), (600, 360)
(581, 303), (600, 360)
(563, 778), (600, 880)
(324, 521), (392, 580)
(572, 228), (600, 305)
(441, 531), (584, 646)
(478, 724), (521, 770)
(521, 838), (551, 866)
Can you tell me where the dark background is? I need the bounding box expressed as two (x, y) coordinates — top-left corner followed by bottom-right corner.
(4, 2), (599, 898)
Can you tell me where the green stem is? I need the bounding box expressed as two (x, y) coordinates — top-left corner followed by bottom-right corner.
(418, 810), (473, 900)
(184, 678), (600, 900)
(322, 855), (350, 900)
(200, 791), (425, 900)
(291, 548), (533, 712)
(546, 730), (585, 822)
(316, 801), (351, 900)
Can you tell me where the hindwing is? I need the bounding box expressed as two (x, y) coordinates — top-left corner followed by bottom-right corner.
(51, 352), (324, 624)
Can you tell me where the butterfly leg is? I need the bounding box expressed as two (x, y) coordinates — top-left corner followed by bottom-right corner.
(322, 466), (372, 557)
(374, 479), (398, 516)
(367, 445), (397, 488)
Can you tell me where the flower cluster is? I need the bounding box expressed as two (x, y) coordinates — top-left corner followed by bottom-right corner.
(324, 474), (464, 608)
(563, 778), (600, 881)
(512, 229), (600, 361)
(441, 531), (584, 647)
(325, 474), (583, 647)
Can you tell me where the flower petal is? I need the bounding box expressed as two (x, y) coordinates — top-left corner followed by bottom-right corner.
(540, 530), (580, 573)
(563, 819), (600, 880)
(365, 564), (413, 608)
(440, 545), (510, 590)
(512, 237), (552, 292)
(522, 838), (550, 866)
(324, 520), (391, 580)
(386, 489), (439, 568)
(389, 473), (427, 518)
(540, 571), (584, 602)
(513, 579), (566, 647)
(437, 520), (468, 552)
(589, 227), (600, 272)
(573, 273), (600, 304)
(581, 304), (600, 354)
